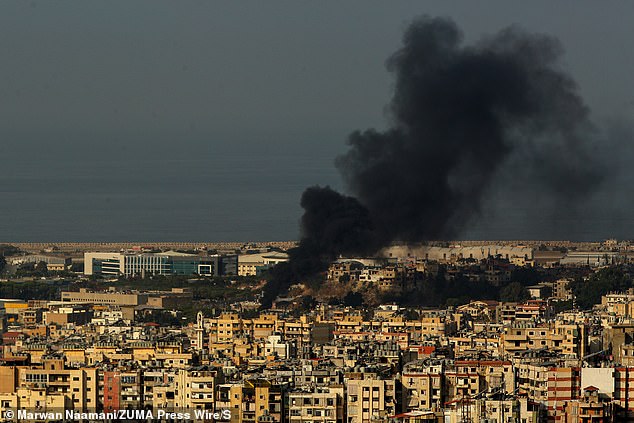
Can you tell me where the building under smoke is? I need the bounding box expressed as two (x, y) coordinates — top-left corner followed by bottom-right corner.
(262, 16), (605, 306)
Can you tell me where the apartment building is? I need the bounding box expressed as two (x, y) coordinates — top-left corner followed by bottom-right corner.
(553, 278), (574, 300)
(547, 367), (582, 420)
(279, 317), (312, 348)
(18, 358), (98, 411)
(141, 369), (173, 407)
(0, 387), (71, 416)
(102, 369), (143, 412)
(288, 386), (344, 423)
(209, 312), (286, 344)
(209, 312), (246, 343)
(216, 380), (286, 423)
(402, 372), (437, 413)
(501, 321), (586, 358)
(174, 368), (222, 410)
(515, 362), (551, 404)
(346, 376), (396, 423)
(264, 333), (294, 360)
(562, 387), (612, 423)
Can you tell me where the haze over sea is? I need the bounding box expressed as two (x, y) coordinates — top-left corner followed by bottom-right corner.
(3, 3), (634, 243)
(2, 132), (633, 243)
(1, 134), (339, 243)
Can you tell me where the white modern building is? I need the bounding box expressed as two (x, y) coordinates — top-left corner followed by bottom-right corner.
(84, 251), (237, 277)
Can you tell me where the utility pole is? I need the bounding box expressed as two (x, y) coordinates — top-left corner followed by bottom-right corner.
(500, 371), (505, 423)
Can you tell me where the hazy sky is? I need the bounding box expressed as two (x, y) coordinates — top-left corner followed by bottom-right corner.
(2, 1), (634, 242)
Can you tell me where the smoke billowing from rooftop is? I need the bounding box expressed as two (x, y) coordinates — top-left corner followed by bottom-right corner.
(262, 16), (604, 306)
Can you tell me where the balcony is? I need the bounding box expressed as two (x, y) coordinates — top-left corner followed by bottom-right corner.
(242, 403), (256, 412)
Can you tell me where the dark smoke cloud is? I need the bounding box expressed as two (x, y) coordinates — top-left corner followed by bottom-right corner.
(262, 16), (604, 306)
(262, 186), (380, 307)
(337, 17), (602, 241)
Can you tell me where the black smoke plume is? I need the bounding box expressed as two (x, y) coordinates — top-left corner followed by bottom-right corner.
(264, 187), (380, 306)
(261, 16), (603, 307)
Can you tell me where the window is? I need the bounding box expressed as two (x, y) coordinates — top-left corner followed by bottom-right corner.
(25, 374), (47, 383)
(121, 376), (136, 384)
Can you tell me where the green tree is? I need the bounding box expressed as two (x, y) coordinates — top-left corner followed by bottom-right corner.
(552, 300), (574, 314)
(0, 244), (20, 256)
(511, 267), (542, 286)
(299, 295), (317, 310)
(0, 281), (60, 300)
(338, 274), (351, 284)
(70, 262), (84, 273)
(568, 266), (631, 309)
(403, 309), (420, 320)
(35, 261), (49, 275)
(343, 291), (363, 307)
(500, 282), (529, 302)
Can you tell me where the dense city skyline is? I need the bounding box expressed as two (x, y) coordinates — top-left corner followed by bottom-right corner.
(4, 5), (634, 419)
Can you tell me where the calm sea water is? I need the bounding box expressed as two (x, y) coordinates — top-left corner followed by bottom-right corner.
(0, 139), (340, 242)
(1, 137), (632, 242)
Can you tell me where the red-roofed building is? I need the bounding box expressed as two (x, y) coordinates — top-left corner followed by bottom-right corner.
(1, 331), (23, 346)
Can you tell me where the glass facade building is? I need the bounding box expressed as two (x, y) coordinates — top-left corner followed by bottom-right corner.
(85, 252), (237, 277)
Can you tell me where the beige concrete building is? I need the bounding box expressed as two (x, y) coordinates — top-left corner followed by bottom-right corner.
(501, 321), (586, 358)
(18, 358), (98, 411)
(553, 278), (574, 300)
(61, 288), (147, 306)
(0, 387), (72, 417)
(288, 386), (344, 423)
(174, 368), (222, 410)
(346, 377), (396, 423)
(381, 244), (533, 263)
(238, 252), (289, 276)
(209, 312), (245, 343)
(216, 380), (286, 423)
(44, 306), (93, 326)
(402, 363), (444, 411)
(0, 367), (18, 394)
